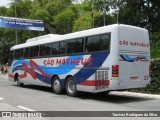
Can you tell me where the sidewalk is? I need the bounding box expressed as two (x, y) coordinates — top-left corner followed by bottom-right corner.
(111, 91), (160, 99)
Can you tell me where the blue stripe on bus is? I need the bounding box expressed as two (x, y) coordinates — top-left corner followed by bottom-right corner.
(74, 53), (109, 84)
(36, 53), (108, 88)
(12, 55), (84, 75)
(12, 53), (109, 86)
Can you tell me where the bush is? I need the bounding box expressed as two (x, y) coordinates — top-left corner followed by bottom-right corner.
(149, 58), (160, 94)
(130, 58), (160, 94)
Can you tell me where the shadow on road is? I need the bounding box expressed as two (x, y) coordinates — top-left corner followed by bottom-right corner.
(12, 84), (156, 104)
(77, 92), (154, 104)
(13, 84), (53, 93)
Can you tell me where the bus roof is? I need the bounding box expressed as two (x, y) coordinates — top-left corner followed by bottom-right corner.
(11, 24), (147, 50)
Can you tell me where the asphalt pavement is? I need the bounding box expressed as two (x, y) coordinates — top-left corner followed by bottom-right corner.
(0, 73), (160, 120)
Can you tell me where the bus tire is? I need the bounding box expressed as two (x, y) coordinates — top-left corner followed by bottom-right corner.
(52, 76), (62, 94)
(66, 76), (77, 97)
(17, 77), (24, 87)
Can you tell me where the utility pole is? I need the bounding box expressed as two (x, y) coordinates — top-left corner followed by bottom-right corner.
(103, 0), (106, 26)
(15, 0), (18, 44)
(92, 0), (94, 28)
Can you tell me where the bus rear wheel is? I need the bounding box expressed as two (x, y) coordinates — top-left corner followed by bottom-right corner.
(52, 76), (62, 94)
(66, 77), (77, 97)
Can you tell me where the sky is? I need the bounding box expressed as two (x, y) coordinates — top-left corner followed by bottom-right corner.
(0, 0), (12, 7)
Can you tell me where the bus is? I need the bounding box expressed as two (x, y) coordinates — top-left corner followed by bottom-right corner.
(8, 24), (151, 96)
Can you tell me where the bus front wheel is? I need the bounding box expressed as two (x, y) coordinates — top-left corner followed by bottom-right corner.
(17, 77), (24, 87)
(52, 76), (62, 94)
(66, 77), (77, 97)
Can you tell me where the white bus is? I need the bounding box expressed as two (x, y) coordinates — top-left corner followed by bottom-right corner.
(8, 24), (151, 96)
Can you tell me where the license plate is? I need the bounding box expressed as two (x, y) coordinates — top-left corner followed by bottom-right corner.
(130, 76), (139, 80)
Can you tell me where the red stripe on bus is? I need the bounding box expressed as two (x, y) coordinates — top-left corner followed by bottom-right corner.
(8, 74), (14, 78)
(80, 80), (110, 86)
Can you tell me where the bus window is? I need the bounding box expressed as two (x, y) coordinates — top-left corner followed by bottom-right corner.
(85, 35), (100, 52)
(14, 49), (21, 59)
(100, 34), (110, 51)
(29, 46), (39, 57)
(67, 40), (75, 54)
(67, 38), (83, 54)
(40, 44), (46, 56)
(46, 43), (52, 56)
(20, 49), (24, 58)
(24, 47), (29, 58)
(75, 38), (83, 53)
(52, 42), (59, 55)
(59, 41), (66, 54)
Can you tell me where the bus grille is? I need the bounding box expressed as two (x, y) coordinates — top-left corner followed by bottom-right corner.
(95, 70), (109, 90)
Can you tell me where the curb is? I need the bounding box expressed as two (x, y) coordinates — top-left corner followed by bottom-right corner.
(111, 91), (160, 99)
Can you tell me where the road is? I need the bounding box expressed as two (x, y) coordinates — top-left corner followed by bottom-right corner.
(0, 74), (160, 120)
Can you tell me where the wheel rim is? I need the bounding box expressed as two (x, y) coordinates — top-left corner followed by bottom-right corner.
(68, 80), (75, 93)
(54, 79), (60, 91)
(17, 78), (20, 85)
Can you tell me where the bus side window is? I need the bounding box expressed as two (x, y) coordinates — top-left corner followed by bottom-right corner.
(24, 47), (29, 58)
(59, 41), (66, 54)
(36, 46), (40, 57)
(20, 49), (24, 58)
(86, 36), (100, 52)
(75, 38), (83, 53)
(40, 44), (46, 56)
(67, 40), (75, 54)
(29, 46), (39, 57)
(46, 43), (52, 56)
(100, 34), (110, 51)
(52, 42), (59, 55)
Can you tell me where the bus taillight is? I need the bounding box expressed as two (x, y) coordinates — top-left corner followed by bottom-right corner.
(112, 65), (119, 78)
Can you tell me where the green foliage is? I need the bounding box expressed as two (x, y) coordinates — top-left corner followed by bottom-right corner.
(73, 12), (92, 32)
(0, 7), (7, 16)
(150, 32), (160, 58)
(53, 8), (76, 34)
(151, 49), (160, 59)
(118, 0), (160, 32)
(150, 58), (160, 94)
(0, 0), (160, 66)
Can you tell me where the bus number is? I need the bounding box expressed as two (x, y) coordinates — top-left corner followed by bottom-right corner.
(144, 75), (149, 80)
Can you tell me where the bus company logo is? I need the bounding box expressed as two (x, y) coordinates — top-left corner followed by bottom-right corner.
(43, 57), (93, 66)
(119, 55), (148, 62)
(119, 40), (149, 48)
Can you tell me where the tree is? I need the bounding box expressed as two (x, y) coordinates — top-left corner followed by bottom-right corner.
(0, 6), (7, 16)
(73, 12), (92, 32)
(53, 8), (76, 34)
(118, 0), (160, 32)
